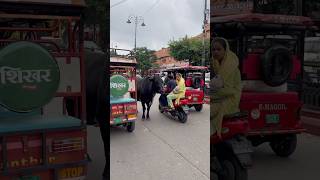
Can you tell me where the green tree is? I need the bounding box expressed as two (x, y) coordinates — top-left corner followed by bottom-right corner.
(168, 36), (210, 66)
(135, 47), (157, 73)
(84, 0), (107, 51)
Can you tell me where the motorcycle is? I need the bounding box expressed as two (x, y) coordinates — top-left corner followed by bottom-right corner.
(158, 86), (188, 123)
(211, 112), (252, 180)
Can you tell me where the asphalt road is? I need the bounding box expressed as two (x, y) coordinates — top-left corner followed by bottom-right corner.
(110, 95), (210, 180)
(249, 133), (320, 180)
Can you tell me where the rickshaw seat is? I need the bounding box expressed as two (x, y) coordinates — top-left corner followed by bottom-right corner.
(0, 115), (82, 133)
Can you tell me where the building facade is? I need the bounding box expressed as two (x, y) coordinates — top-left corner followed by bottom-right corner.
(154, 23), (210, 69)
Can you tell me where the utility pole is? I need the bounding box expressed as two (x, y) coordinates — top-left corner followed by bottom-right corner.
(126, 15), (146, 54)
(202, 0), (209, 66)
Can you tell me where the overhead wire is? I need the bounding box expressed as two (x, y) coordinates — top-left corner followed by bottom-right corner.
(111, 0), (129, 8)
(142, 0), (161, 15)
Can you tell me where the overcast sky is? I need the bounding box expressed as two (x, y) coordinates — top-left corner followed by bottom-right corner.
(110, 0), (209, 51)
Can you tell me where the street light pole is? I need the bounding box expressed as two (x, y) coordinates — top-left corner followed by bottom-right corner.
(127, 15), (146, 53)
(202, 0), (209, 66)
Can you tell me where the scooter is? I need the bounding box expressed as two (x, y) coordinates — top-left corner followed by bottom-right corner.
(158, 92), (188, 123)
(211, 112), (252, 180)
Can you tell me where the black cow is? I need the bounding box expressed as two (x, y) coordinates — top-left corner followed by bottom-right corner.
(84, 50), (108, 179)
(137, 75), (163, 119)
(66, 49), (108, 179)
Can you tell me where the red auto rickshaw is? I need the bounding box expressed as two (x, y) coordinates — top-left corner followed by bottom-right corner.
(162, 65), (208, 112)
(212, 8), (315, 157)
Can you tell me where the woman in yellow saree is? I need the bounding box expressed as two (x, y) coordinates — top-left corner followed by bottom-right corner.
(210, 38), (242, 138)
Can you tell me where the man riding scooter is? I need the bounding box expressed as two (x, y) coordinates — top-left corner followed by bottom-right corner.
(159, 74), (176, 106)
(159, 73), (188, 123)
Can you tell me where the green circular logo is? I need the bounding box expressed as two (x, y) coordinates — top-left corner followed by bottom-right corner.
(0, 41), (60, 112)
(110, 75), (129, 97)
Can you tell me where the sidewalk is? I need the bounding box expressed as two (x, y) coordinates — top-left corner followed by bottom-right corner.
(301, 106), (320, 136)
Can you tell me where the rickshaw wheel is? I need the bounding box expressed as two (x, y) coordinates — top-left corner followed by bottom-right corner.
(194, 104), (203, 112)
(270, 134), (297, 157)
(127, 122), (135, 132)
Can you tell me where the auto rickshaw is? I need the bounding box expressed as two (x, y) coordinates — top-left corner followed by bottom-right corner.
(161, 66), (208, 112)
(212, 6), (316, 157)
(0, 1), (89, 179)
(110, 48), (138, 132)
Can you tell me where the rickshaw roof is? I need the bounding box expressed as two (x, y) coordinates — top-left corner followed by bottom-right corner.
(211, 13), (314, 27)
(110, 56), (137, 65)
(0, 0), (86, 17)
(163, 65), (208, 72)
(0, 0), (86, 7)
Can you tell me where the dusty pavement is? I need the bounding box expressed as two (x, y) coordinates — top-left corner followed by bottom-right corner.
(110, 94), (210, 180)
(249, 133), (320, 180)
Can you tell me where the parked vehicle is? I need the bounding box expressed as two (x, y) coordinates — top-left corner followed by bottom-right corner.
(110, 49), (137, 132)
(161, 66), (208, 112)
(212, 11), (315, 157)
(0, 1), (89, 179)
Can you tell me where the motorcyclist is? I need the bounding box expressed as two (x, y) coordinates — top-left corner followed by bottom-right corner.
(166, 74), (177, 93)
(159, 74), (176, 106)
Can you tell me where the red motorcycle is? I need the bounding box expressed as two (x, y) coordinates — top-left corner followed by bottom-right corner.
(211, 112), (252, 180)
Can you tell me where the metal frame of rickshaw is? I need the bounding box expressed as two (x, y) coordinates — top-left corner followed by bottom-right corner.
(213, 21), (309, 91)
(110, 49), (138, 128)
(110, 48), (137, 100)
(163, 66), (208, 84)
(0, 1), (88, 178)
(211, 14), (317, 150)
(162, 66), (208, 102)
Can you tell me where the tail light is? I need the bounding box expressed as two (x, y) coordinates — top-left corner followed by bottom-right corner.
(125, 103), (137, 114)
(51, 137), (84, 153)
(111, 104), (124, 116)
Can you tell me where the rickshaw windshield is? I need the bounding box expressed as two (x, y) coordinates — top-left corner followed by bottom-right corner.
(247, 34), (299, 54)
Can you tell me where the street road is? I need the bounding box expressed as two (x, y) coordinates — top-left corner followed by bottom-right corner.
(249, 133), (320, 180)
(110, 94), (210, 180)
(86, 104), (320, 180)
(87, 126), (106, 180)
